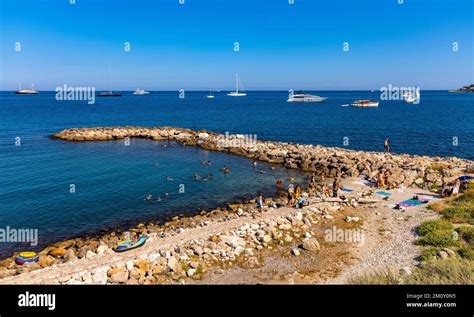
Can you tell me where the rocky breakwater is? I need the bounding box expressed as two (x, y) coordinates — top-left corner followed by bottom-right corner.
(52, 126), (473, 189)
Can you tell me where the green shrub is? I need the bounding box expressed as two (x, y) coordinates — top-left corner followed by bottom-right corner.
(458, 247), (474, 260)
(417, 219), (454, 236)
(419, 247), (439, 262)
(416, 229), (458, 247)
(457, 226), (474, 245)
(441, 206), (472, 223)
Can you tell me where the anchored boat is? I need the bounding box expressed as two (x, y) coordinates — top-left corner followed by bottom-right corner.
(287, 90), (327, 102)
(351, 100), (379, 107)
(227, 74), (246, 97)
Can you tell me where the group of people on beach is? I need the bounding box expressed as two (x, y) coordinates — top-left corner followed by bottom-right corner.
(377, 169), (392, 189)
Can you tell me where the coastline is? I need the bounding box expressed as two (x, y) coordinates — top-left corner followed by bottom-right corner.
(0, 126), (472, 284)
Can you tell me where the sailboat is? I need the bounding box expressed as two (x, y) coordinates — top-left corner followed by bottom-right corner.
(227, 74), (246, 97)
(14, 83), (38, 95)
(97, 68), (122, 97)
(206, 86), (215, 99)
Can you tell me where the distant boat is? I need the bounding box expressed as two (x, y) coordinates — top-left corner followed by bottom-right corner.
(402, 88), (420, 103)
(14, 83), (38, 95)
(287, 90), (327, 102)
(206, 87), (215, 99)
(227, 74), (246, 97)
(133, 88), (149, 95)
(97, 67), (122, 97)
(351, 100), (379, 107)
(341, 104), (349, 107)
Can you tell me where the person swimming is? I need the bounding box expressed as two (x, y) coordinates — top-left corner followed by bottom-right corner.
(222, 166), (230, 173)
(270, 164), (275, 171)
(193, 172), (201, 180)
(165, 176), (174, 181)
(144, 194), (152, 201)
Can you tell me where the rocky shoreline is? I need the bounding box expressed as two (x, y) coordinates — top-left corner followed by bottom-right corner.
(51, 126), (472, 189)
(0, 126), (472, 284)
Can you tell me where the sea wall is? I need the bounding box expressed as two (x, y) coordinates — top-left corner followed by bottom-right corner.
(52, 126), (473, 189)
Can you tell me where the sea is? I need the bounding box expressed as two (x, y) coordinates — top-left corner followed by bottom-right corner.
(0, 90), (472, 258)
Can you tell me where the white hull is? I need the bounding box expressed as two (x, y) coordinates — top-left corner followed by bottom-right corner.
(133, 89), (149, 95)
(206, 95), (215, 99)
(287, 96), (327, 102)
(227, 92), (247, 97)
(351, 100), (379, 107)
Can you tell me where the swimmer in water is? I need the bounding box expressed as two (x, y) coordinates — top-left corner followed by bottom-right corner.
(165, 176), (174, 181)
(144, 194), (152, 201)
(222, 166), (230, 173)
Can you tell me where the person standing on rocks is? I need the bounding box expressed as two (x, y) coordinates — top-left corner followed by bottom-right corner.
(384, 138), (390, 153)
(256, 193), (264, 210)
(332, 179), (340, 197)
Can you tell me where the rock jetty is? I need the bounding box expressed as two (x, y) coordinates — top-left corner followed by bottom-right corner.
(52, 126), (472, 189)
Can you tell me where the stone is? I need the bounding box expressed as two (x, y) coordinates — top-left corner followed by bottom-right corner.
(109, 271), (129, 284)
(399, 267), (412, 275)
(63, 249), (77, 262)
(302, 238), (320, 252)
(49, 248), (67, 258)
(85, 250), (96, 259)
(167, 256), (182, 273)
(96, 245), (107, 255)
(193, 246), (204, 256)
(187, 268), (197, 277)
(291, 248), (301, 256)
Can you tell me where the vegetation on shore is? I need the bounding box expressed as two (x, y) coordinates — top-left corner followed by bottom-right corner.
(351, 187), (474, 284)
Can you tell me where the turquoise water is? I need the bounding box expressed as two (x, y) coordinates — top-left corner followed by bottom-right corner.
(0, 90), (473, 257)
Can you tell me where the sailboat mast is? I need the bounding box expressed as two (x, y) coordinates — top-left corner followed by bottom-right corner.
(235, 74), (238, 93)
(108, 67), (112, 93)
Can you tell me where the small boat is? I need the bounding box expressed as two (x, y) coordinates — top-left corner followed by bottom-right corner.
(287, 91), (327, 102)
(351, 100), (379, 107)
(112, 235), (147, 252)
(341, 104), (349, 107)
(15, 251), (39, 265)
(402, 88), (420, 103)
(133, 88), (149, 95)
(97, 67), (122, 97)
(227, 74), (246, 97)
(97, 91), (122, 97)
(14, 83), (38, 95)
(206, 87), (215, 99)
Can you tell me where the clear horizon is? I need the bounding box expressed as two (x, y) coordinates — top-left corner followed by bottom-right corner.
(1, 0), (473, 91)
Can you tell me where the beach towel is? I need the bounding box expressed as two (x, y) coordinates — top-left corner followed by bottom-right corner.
(375, 191), (391, 196)
(458, 175), (474, 182)
(341, 187), (353, 192)
(399, 199), (425, 207)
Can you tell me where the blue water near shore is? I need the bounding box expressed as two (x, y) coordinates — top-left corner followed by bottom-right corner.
(0, 90), (473, 257)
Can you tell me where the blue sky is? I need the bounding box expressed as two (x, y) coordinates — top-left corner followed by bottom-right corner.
(0, 0), (472, 90)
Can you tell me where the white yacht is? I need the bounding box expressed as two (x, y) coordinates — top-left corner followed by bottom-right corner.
(227, 74), (246, 97)
(133, 88), (150, 95)
(287, 91), (327, 102)
(14, 83), (38, 95)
